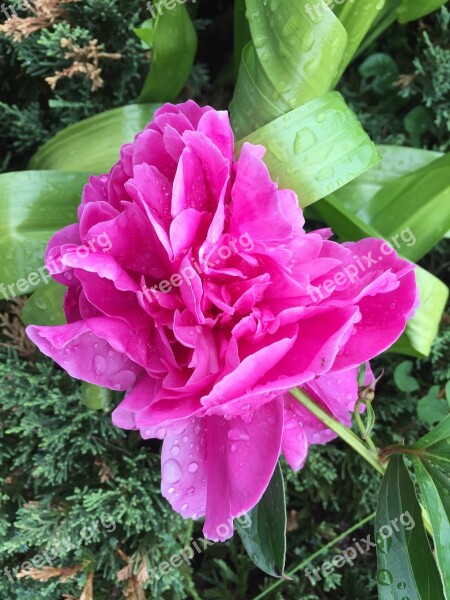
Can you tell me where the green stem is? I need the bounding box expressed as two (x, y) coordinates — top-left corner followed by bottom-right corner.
(290, 388), (385, 475)
(353, 400), (378, 453)
(252, 512), (376, 600)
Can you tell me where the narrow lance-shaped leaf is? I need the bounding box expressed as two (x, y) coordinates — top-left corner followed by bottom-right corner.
(410, 458), (450, 599)
(29, 104), (160, 172)
(136, 2), (197, 104)
(375, 454), (445, 600)
(235, 462), (287, 578)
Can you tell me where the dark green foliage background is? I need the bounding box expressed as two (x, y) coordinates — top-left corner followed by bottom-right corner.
(0, 1), (449, 598)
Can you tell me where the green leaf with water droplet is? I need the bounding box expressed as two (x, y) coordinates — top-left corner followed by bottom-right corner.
(235, 91), (380, 208)
(376, 454), (445, 600)
(21, 280), (66, 327)
(136, 2), (197, 103)
(29, 104), (161, 172)
(410, 458), (450, 600)
(0, 171), (89, 298)
(236, 461), (286, 578)
(231, 0), (348, 139)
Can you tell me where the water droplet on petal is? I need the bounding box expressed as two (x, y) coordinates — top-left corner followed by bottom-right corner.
(155, 428), (166, 439)
(187, 462), (198, 474)
(93, 354), (107, 375)
(162, 459), (182, 484)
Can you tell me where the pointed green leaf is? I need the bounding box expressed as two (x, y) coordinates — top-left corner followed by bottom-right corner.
(408, 414), (450, 452)
(21, 280), (66, 327)
(236, 462), (286, 578)
(0, 171), (88, 297)
(29, 104), (161, 172)
(137, 2), (197, 103)
(410, 458), (450, 599)
(375, 454), (445, 600)
(398, 0), (449, 23)
(236, 92), (380, 208)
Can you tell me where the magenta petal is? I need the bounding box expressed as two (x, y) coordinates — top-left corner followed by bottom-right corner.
(161, 417), (207, 520)
(203, 397), (284, 541)
(112, 374), (161, 429)
(26, 321), (141, 389)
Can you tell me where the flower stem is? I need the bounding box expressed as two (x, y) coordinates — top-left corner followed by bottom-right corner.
(353, 399), (378, 453)
(290, 388), (385, 475)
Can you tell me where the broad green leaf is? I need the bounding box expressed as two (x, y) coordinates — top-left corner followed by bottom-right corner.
(375, 455), (445, 600)
(360, 153), (450, 263)
(329, 149), (450, 263)
(236, 462), (286, 578)
(137, 3), (197, 103)
(331, 145), (443, 215)
(0, 171), (88, 298)
(236, 92), (380, 208)
(21, 280), (66, 327)
(398, 0), (449, 23)
(230, 0), (348, 139)
(81, 382), (113, 410)
(410, 459), (450, 598)
(417, 386), (449, 426)
(393, 360), (420, 393)
(29, 104), (160, 172)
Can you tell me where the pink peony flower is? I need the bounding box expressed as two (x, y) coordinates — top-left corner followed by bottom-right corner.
(27, 101), (418, 541)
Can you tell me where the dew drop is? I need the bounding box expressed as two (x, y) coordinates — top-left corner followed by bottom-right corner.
(93, 354), (107, 375)
(162, 459), (182, 484)
(155, 428), (166, 439)
(377, 570), (393, 586)
(187, 462), (199, 474)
